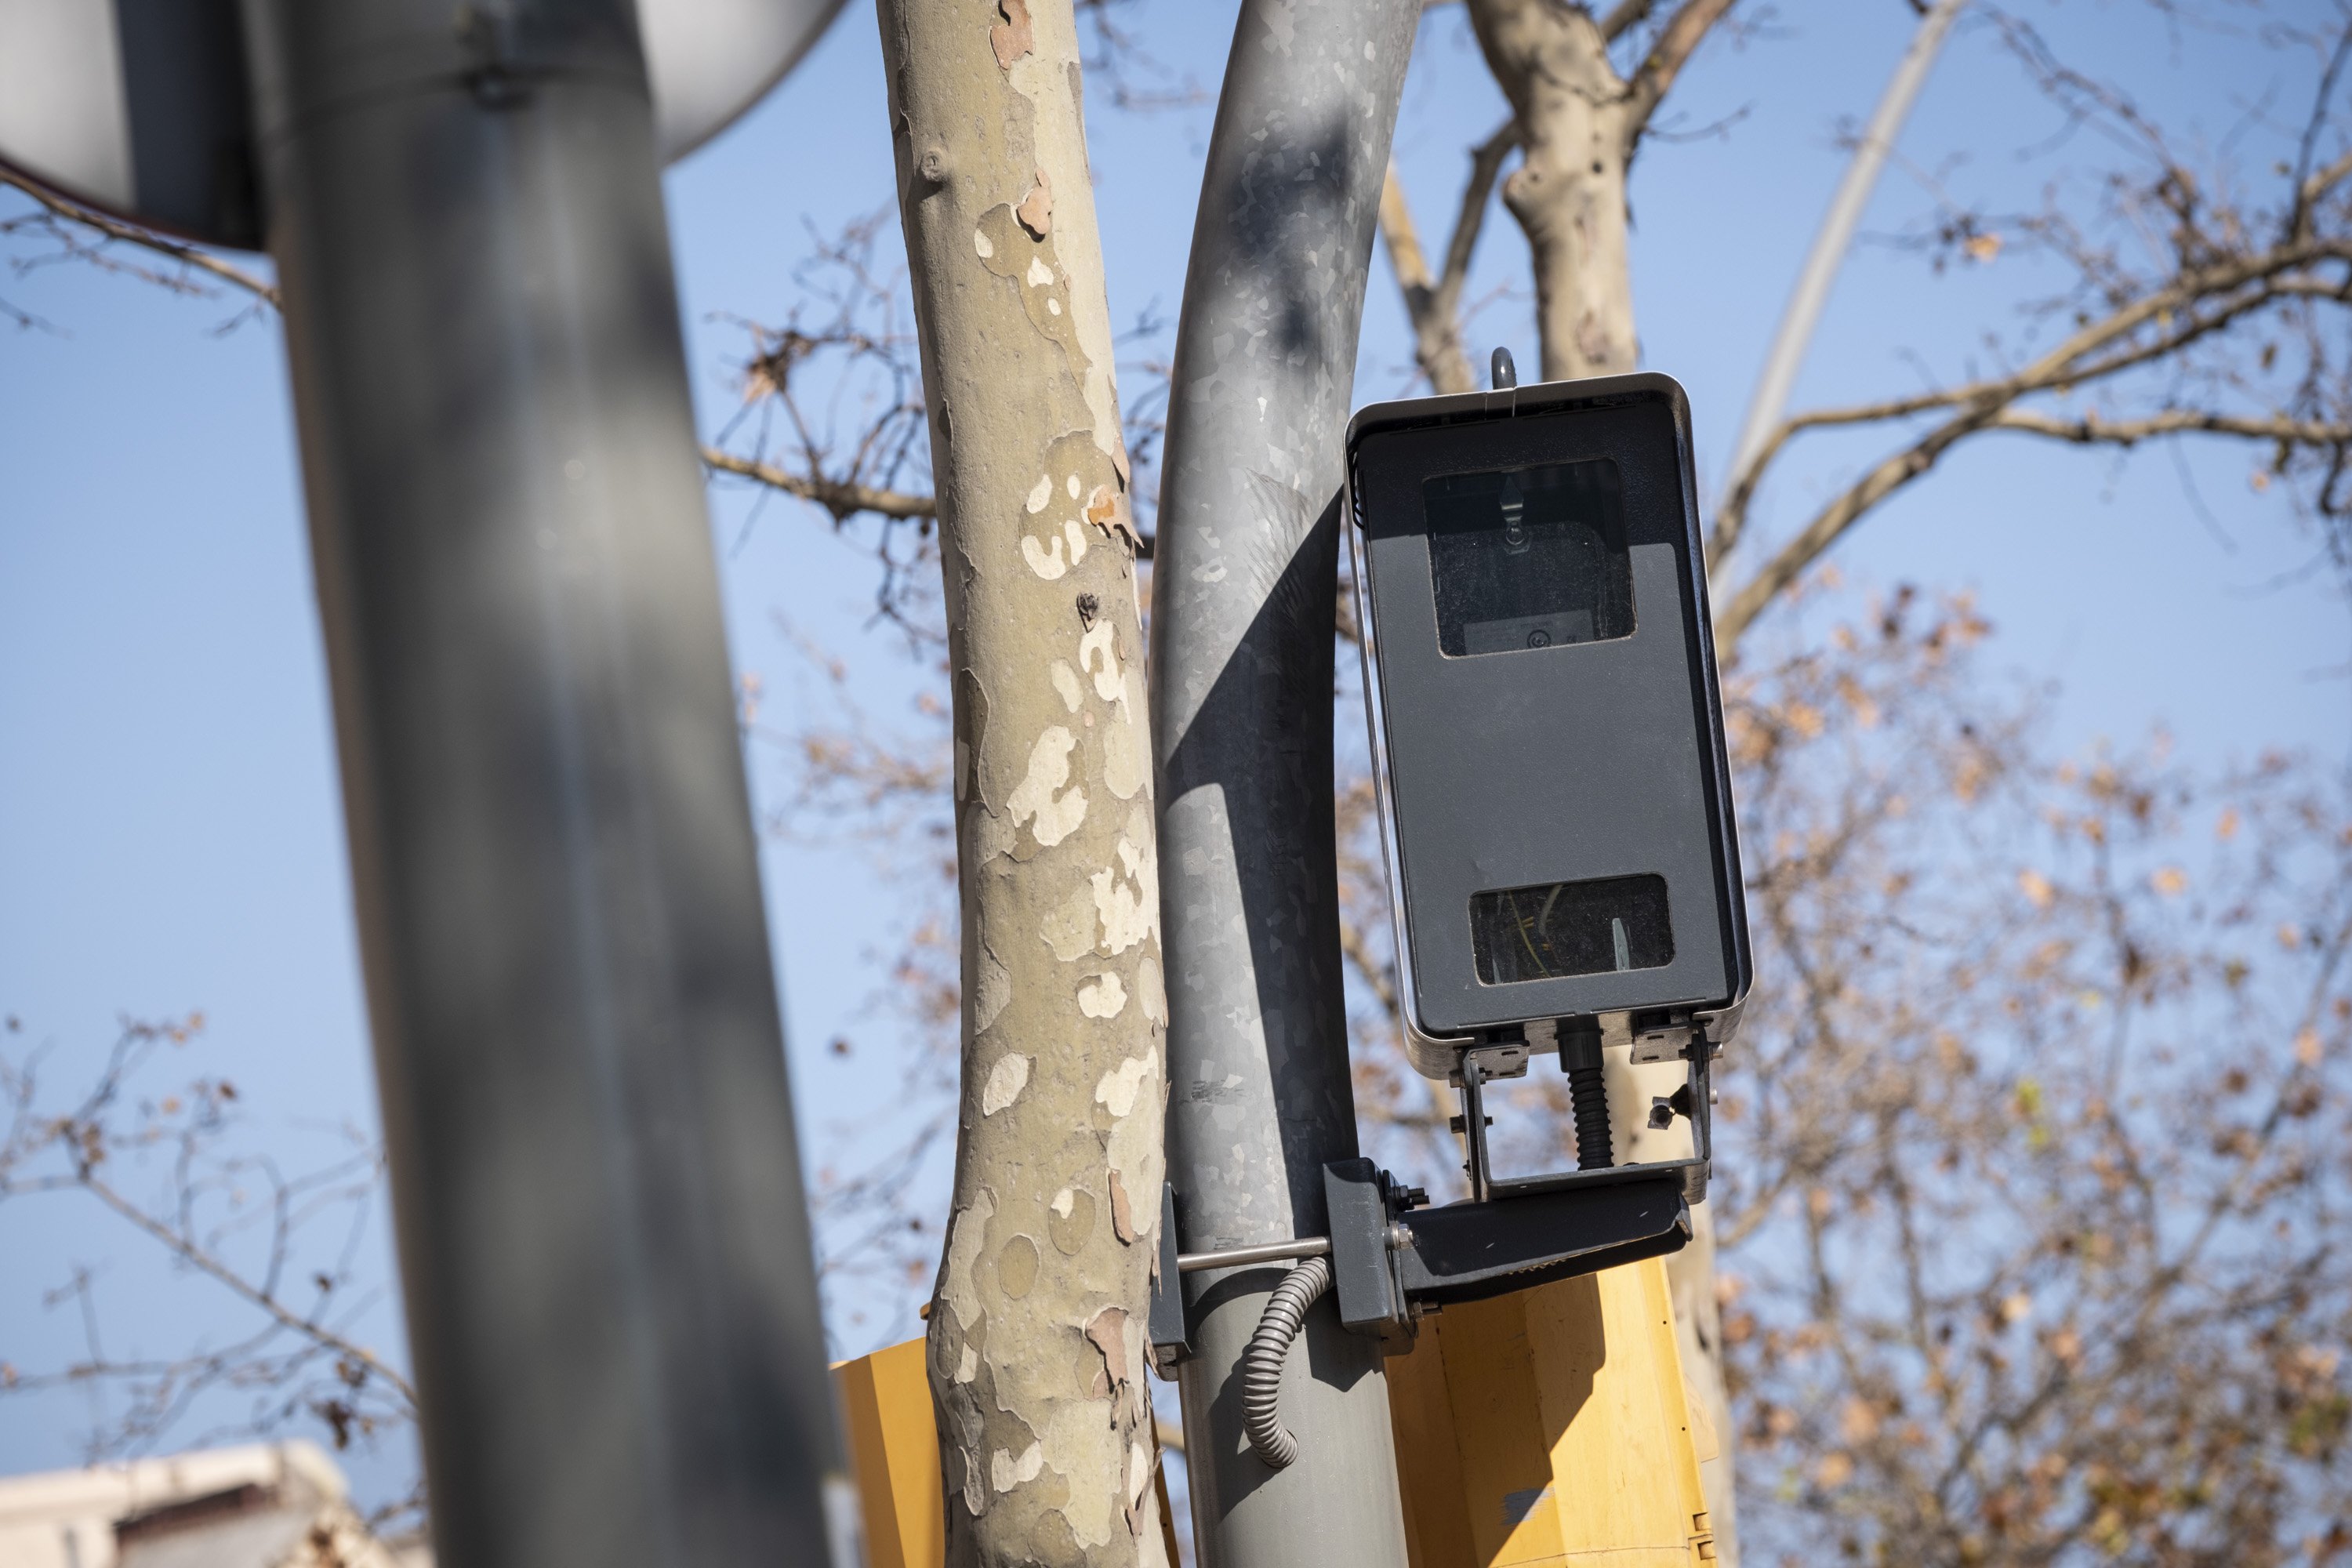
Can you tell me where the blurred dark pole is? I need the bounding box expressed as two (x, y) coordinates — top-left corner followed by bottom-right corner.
(236, 2), (848, 1563)
(1149, 1), (1422, 1563)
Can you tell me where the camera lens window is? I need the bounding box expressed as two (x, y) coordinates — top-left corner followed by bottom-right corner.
(1422, 458), (1633, 657)
(1469, 873), (1673, 985)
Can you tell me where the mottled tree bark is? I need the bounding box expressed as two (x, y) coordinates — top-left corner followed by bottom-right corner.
(1468, 0), (1639, 379)
(1467, 0), (1732, 379)
(874, 3), (1169, 1564)
(1464, 1), (1742, 1555)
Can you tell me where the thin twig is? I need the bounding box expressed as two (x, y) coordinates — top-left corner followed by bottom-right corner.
(0, 168), (278, 306)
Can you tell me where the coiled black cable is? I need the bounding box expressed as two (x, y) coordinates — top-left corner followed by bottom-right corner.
(1569, 1061), (1613, 1169)
(1240, 1255), (1332, 1469)
(1560, 1022), (1614, 1171)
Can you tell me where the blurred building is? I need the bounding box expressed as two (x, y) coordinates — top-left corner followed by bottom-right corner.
(0, 1442), (425, 1568)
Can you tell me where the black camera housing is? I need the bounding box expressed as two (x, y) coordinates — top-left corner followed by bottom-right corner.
(1346, 372), (1751, 1059)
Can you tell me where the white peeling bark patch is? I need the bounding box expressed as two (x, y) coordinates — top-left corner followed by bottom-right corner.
(942, 1187), (996, 1332)
(982, 1051), (1032, 1114)
(1135, 955), (1168, 1025)
(1050, 660), (1083, 711)
(1000, 28), (1123, 466)
(1019, 452), (1123, 583)
(1100, 666), (1149, 801)
(961, 1442), (986, 1523)
(1104, 1061), (1165, 1243)
(1076, 620), (1122, 700)
(1091, 815), (1160, 954)
(1077, 972), (1128, 1018)
(993, 1442), (1045, 1492)
(1123, 1441), (1156, 1542)
(1094, 1054), (1152, 1116)
(1023, 532), (1073, 579)
(1117, 1307), (1150, 1394)
(1007, 725), (1087, 847)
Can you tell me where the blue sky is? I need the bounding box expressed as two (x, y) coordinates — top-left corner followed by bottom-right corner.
(2, 0), (2344, 1512)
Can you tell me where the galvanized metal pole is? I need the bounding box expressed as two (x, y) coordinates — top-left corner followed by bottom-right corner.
(235, 4), (848, 1565)
(1149, 2), (1421, 1563)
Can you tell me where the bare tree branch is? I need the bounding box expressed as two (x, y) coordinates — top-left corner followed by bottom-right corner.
(1711, 235), (2352, 640)
(1439, 122), (1523, 296)
(1376, 119), (1519, 394)
(0, 168), (278, 307)
(69, 1168), (417, 1410)
(3, 169), (961, 557)
(1725, 242), (2350, 466)
(701, 445), (937, 522)
(1985, 408), (2352, 449)
(2285, 22), (2352, 244)
(1622, 0), (1738, 151)
(1599, 0), (1660, 44)
(1714, 405), (1994, 649)
(1717, 0), (1967, 546)
(1, 1018), (417, 1463)
(2303, 147), (2352, 214)
(1378, 165), (1437, 303)
(1705, 13), (2352, 655)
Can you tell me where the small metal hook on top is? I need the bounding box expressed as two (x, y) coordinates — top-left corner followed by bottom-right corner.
(1490, 347), (1518, 390)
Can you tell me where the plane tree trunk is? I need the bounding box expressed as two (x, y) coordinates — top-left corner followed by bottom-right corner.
(875, 2), (1170, 1563)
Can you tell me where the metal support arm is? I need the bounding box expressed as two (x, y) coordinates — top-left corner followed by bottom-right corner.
(1151, 1163), (1692, 1370)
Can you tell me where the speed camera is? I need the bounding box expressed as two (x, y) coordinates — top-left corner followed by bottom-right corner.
(1149, 366), (1756, 1382)
(1345, 365), (1749, 1203)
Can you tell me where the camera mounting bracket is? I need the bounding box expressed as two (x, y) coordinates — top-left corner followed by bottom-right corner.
(1148, 1029), (1711, 1369)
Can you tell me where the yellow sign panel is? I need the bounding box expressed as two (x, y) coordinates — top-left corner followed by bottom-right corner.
(836, 1337), (944, 1568)
(834, 1255), (1710, 1568)
(1386, 1258), (1715, 1568)
(833, 1335), (1179, 1568)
